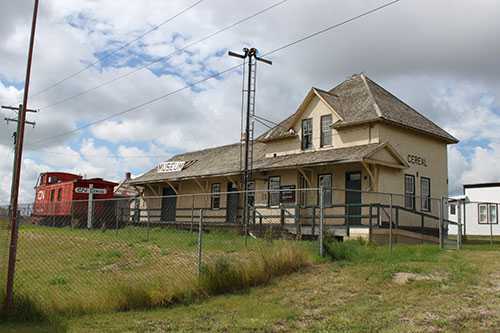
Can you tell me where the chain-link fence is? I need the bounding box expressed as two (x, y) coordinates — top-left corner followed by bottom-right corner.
(0, 187), (461, 314)
(445, 198), (500, 247)
(0, 204), (9, 303)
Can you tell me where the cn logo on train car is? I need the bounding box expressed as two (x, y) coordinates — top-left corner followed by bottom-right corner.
(31, 172), (117, 227)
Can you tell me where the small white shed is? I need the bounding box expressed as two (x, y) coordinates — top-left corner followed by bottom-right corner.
(448, 183), (500, 237)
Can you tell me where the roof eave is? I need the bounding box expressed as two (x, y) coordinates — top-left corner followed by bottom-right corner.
(332, 118), (459, 144)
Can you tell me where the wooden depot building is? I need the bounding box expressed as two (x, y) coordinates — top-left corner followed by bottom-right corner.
(128, 74), (458, 237)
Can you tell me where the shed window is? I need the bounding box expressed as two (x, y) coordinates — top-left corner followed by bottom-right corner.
(318, 174), (333, 207)
(211, 183), (220, 209)
(490, 204), (498, 224)
(301, 118), (313, 150)
(268, 176), (281, 207)
(480, 203), (498, 224)
(320, 115), (332, 147)
(450, 204), (456, 215)
(479, 204), (488, 224)
(420, 177), (431, 212)
(404, 175), (415, 210)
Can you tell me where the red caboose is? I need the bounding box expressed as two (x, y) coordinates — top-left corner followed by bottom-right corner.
(32, 172), (118, 227)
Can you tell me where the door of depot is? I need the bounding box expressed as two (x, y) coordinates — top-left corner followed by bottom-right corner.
(226, 182), (239, 223)
(161, 186), (177, 222)
(345, 171), (362, 225)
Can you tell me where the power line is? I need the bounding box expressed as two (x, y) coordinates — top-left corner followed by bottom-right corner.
(28, 0), (402, 148)
(29, 64), (242, 147)
(253, 113), (285, 129)
(38, 0), (291, 110)
(31, 0), (206, 98)
(27, 150), (172, 159)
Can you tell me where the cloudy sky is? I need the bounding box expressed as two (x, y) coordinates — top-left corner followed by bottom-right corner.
(1, 0), (499, 203)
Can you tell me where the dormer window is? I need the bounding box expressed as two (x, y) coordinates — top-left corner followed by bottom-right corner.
(320, 115), (332, 147)
(301, 118), (313, 150)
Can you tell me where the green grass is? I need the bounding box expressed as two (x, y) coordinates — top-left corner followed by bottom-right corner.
(2, 220), (500, 332)
(0, 222), (313, 321)
(44, 242), (500, 332)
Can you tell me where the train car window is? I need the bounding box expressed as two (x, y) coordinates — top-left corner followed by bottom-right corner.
(57, 189), (62, 201)
(50, 190), (55, 202)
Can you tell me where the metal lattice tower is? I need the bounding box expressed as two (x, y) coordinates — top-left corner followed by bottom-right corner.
(229, 48), (272, 230)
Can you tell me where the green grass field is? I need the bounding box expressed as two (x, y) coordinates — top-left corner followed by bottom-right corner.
(0, 221), (315, 318)
(57, 242), (500, 332)
(2, 220), (500, 332)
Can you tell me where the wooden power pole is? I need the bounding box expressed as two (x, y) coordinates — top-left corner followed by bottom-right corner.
(4, 0), (40, 310)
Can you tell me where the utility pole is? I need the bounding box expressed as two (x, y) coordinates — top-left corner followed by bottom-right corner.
(228, 48), (271, 236)
(4, 0), (39, 311)
(2, 104), (38, 207)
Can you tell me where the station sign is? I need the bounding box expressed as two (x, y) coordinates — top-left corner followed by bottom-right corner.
(157, 161), (185, 173)
(407, 154), (428, 167)
(75, 187), (107, 195)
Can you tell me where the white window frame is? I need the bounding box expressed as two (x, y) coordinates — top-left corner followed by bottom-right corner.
(449, 203), (456, 215)
(320, 115), (332, 147)
(211, 183), (221, 210)
(420, 177), (431, 212)
(478, 203), (498, 224)
(404, 174), (415, 210)
(301, 118), (313, 150)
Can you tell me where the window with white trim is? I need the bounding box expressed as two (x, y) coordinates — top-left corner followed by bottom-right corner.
(301, 118), (313, 150)
(450, 204), (457, 215)
(404, 174), (415, 210)
(211, 183), (220, 209)
(268, 176), (281, 207)
(421, 177), (431, 212)
(320, 115), (332, 147)
(490, 204), (498, 224)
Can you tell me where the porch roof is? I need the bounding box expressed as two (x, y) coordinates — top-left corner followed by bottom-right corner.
(128, 142), (395, 185)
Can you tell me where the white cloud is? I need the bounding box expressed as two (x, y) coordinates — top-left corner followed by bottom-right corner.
(2, 0), (500, 203)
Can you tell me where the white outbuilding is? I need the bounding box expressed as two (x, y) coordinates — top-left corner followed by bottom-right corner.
(448, 183), (500, 237)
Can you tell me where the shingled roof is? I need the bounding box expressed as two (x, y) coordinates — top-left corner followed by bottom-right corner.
(259, 74), (458, 143)
(129, 142), (386, 185)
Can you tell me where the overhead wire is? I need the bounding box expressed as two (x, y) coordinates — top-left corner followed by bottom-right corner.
(31, 0), (207, 98)
(27, 0), (402, 149)
(38, 0), (291, 110)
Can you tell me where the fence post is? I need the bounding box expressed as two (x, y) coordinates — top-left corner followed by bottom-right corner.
(319, 187), (324, 257)
(457, 201), (462, 250)
(190, 195), (195, 233)
(439, 197), (444, 250)
(87, 184), (94, 229)
(368, 203), (373, 243)
(389, 194), (393, 253)
(294, 205), (301, 240)
(490, 215), (494, 247)
(197, 209), (203, 277)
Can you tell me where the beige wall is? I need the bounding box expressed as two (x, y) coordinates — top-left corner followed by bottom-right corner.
(263, 95), (380, 157)
(378, 124), (449, 201)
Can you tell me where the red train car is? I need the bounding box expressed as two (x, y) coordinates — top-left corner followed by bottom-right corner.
(32, 172), (118, 227)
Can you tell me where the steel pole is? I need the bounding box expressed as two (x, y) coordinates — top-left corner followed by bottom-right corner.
(87, 184), (94, 229)
(5, 0), (39, 310)
(243, 50), (253, 247)
(439, 197), (444, 250)
(389, 194), (393, 253)
(319, 187), (324, 257)
(197, 209), (203, 277)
